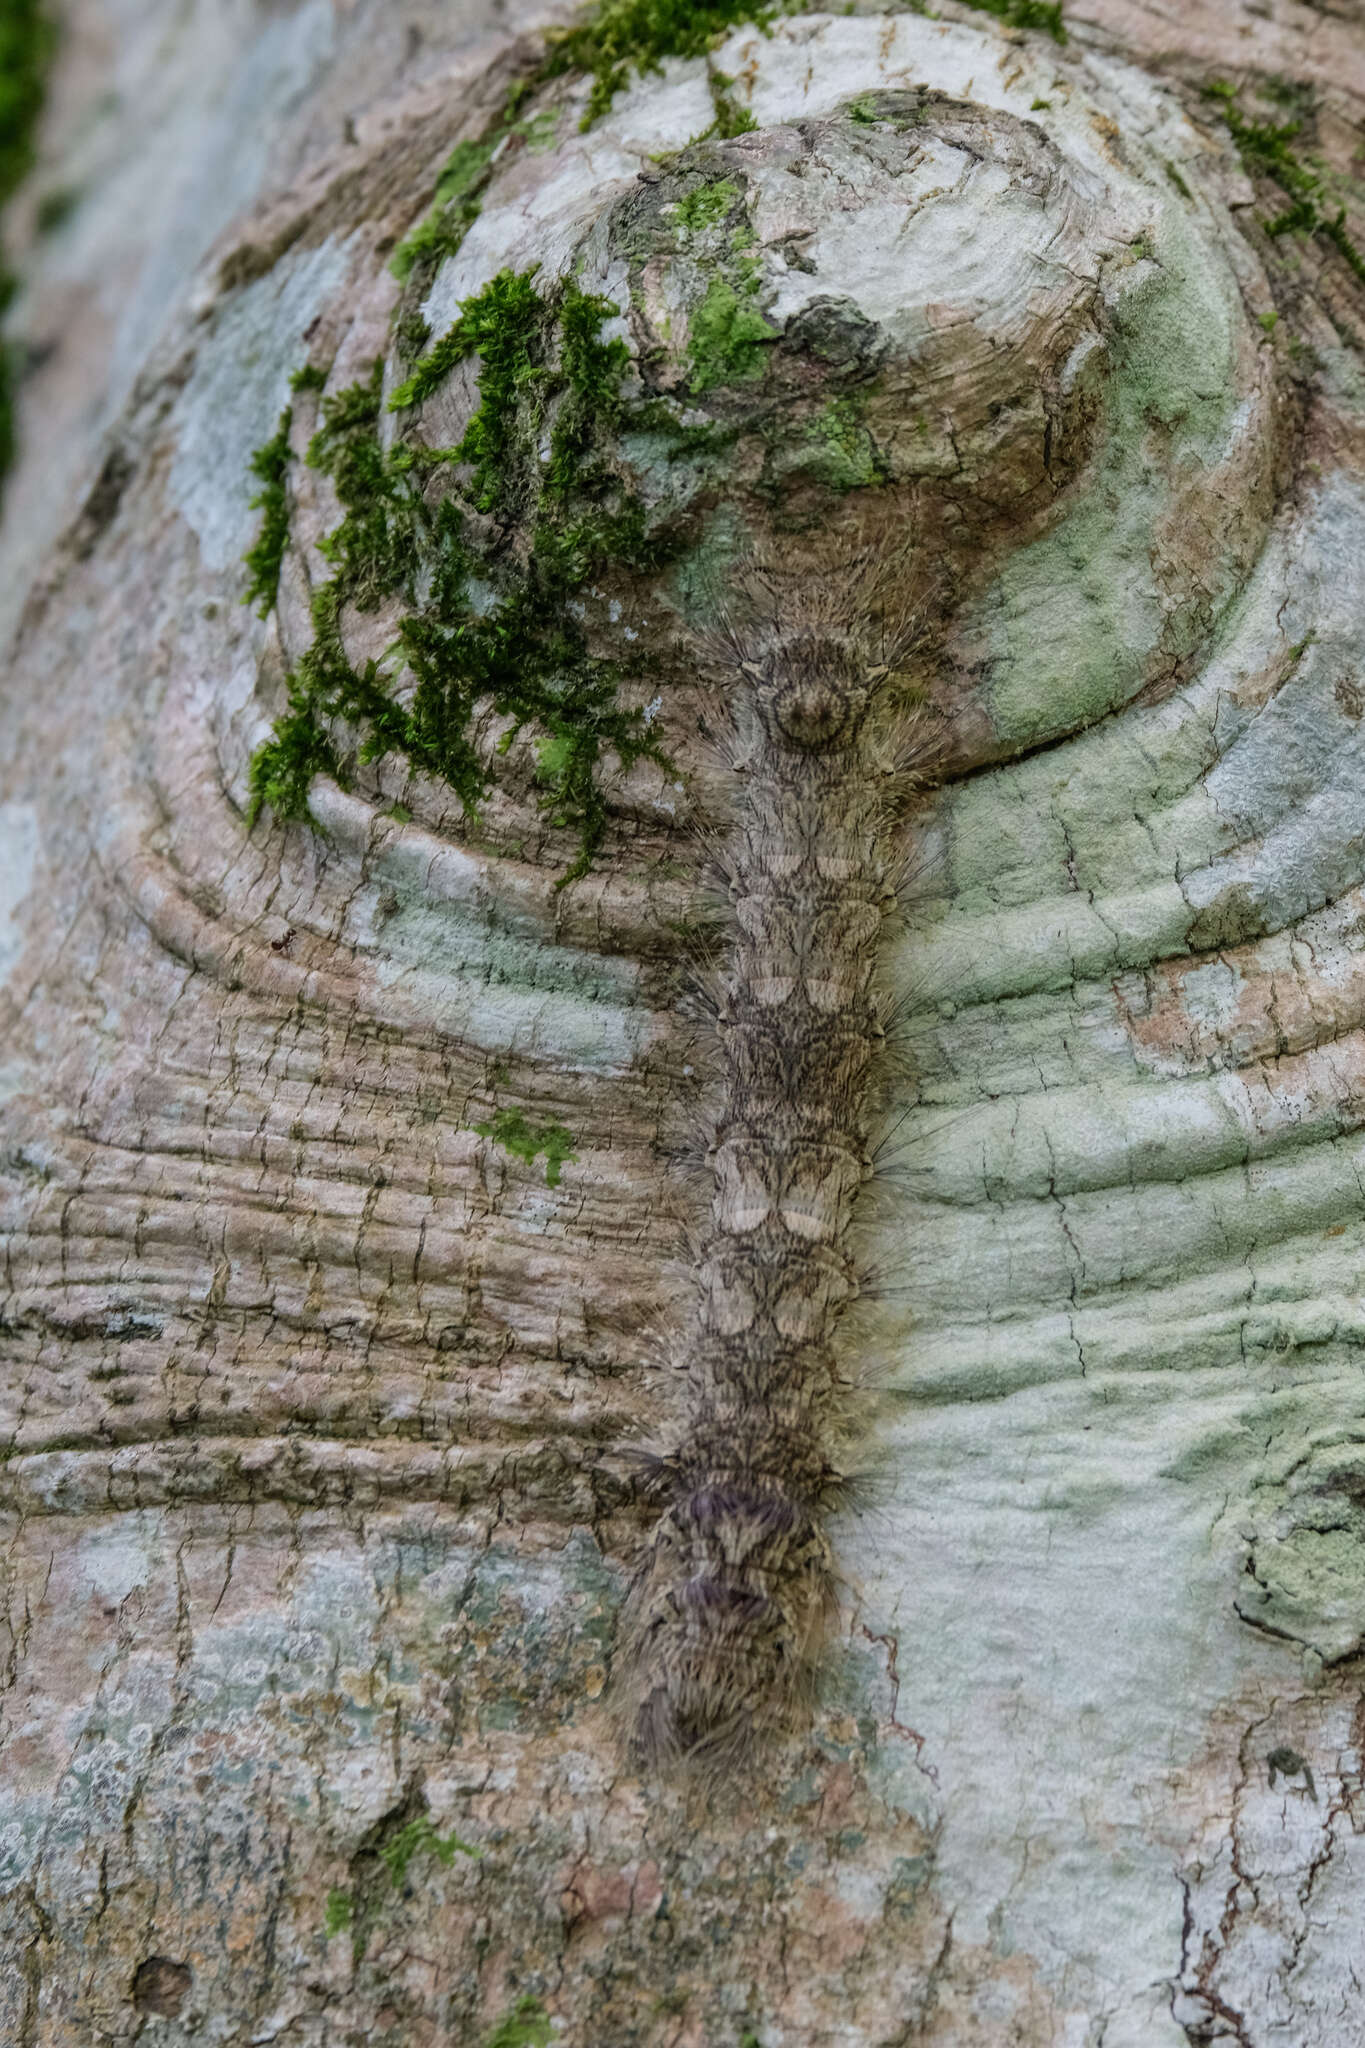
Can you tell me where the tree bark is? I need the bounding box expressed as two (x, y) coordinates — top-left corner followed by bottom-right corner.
(3, 2), (1365, 2043)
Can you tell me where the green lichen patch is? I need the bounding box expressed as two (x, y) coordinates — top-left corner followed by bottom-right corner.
(474, 1108), (578, 1185)
(241, 406), (294, 617)
(622, 157), (780, 395)
(485, 1995), (554, 2048)
(1204, 79), (1365, 289)
(247, 272), (681, 883)
(973, 197), (1258, 750)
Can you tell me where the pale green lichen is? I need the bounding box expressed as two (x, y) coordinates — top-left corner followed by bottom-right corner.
(976, 204), (1248, 748)
(789, 396), (887, 492)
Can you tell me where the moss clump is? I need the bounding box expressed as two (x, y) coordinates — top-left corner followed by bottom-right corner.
(33, 182), (74, 231)
(379, 1814), (480, 1888)
(390, 100), (568, 288)
(960, 0), (1065, 36)
(544, 0), (781, 130)
(0, 0), (51, 201)
(688, 274), (773, 392)
(324, 1815), (476, 1942)
(322, 1888), (354, 1937)
(688, 233), (776, 393)
(707, 68), (759, 139)
(484, 1996), (554, 2048)
(475, 1108), (578, 1186)
(1204, 80), (1365, 288)
(0, 0), (58, 496)
(391, 131), (506, 285)
(248, 272), (677, 883)
(672, 176), (741, 231)
(241, 368), (332, 622)
(241, 406), (294, 617)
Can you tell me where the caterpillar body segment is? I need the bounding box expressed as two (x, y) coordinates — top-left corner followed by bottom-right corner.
(624, 560), (923, 1768)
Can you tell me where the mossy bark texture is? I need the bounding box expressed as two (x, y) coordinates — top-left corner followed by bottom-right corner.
(3, 2), (1365, 2044)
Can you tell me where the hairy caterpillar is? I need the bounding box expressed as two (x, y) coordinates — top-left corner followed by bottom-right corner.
(623, 548), (923, 1769)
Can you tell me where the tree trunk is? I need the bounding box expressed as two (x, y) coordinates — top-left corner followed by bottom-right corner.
(3, 2), (1365, 2042)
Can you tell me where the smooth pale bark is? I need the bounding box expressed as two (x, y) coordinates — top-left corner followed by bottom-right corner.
(2, 3), (1365, 2044)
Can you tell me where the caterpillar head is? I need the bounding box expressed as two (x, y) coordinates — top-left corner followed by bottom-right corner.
(740, 627), (891, 753)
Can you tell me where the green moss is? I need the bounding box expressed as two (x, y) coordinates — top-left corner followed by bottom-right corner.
(1204, 79), (1365, 288)
(248, 274), (676, 882)
(0, 0), (58, 497)
(289, 361), (328, 394)
(382, 0), (1062, 438)
(33, 182), (75, 232)
(241, 405), (294, 617)
(544, 0), (781, 130)
(673, 176), (741, 230)
(707, 68), (759, 138)
(323, 1888), (354, 1937)
(689, 270), (774, 391)
(390, 132), (504, 284)
(959, 0), (1064, 38)
(475, 1107), (578, 1185)
(0, 0), (51, 203)
(379, 1814), (480, 1889)
(485, 1996), (554, 2048)
(390, 267), (549, 491)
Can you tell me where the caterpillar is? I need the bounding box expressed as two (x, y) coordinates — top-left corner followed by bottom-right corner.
(622, 546), (923, 1769)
